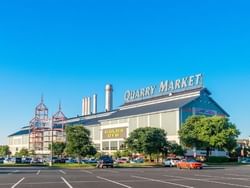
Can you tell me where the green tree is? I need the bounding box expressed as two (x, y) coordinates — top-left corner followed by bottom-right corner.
(49, 142), (66, 157)
(15, 148), (29, 157)
(65, 125), (96, 163)
(168, 143), (185, 156)
(125, 127), (168, 160)
(0, 145), (10, 156)
(178, 116), (205, 149)
(179, 116), (240, 159)
(113, 150), (122, 158)
(29, 150), (35, 156)
(121, 149), (132, 157)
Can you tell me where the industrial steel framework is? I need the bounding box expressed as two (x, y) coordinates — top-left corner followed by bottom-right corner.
(29, 96), (50, 154)
(29, 98), (67, 156)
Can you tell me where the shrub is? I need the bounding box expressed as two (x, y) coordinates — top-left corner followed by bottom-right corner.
(207, 156), (230, 163)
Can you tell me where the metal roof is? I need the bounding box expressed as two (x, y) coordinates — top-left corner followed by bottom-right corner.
(121, 87), (206, 107)
(68, 115), (110, 126)
(8, 129), (30, 137)
(108, 96), (199, 119)
(70, 96), (199, 126)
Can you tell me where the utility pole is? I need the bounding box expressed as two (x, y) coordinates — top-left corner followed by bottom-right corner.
(49, 121), (53, 167)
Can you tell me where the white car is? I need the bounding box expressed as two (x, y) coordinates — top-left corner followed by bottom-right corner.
(163, 158), (180, 167)
(3, 158), (15, 164)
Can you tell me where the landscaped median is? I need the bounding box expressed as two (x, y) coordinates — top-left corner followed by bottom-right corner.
(0, 161), (244, 169)
(47, 162), (163, 169)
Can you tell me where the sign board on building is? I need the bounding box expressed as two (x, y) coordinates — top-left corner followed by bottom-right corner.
(124, 73), (203, 103)
(102, 127), (127, 139)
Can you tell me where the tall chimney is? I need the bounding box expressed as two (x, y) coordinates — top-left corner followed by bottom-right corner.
(84, 97), (88, 116)
(105, 84), (113, 112)
(82, 98), (85, 116)
(93, 94), (97, 114)
(87, 97), (91, 115)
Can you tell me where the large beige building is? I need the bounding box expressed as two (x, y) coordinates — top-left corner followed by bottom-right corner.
(63, 74), (228, 154)
(8, 74), (229, 155)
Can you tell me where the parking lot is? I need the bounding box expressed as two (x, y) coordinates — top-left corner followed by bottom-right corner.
(1, 166), (250, 188)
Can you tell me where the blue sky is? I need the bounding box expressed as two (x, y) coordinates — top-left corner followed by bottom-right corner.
(0, 0), (250, 144)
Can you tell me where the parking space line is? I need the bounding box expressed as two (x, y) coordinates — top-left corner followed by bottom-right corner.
(226, 174), (250, 178)
(132, 175), (194, 188)
(195, 174), (250, 181)
(36, 170), (40, 175)
(8, 170), (19, 175)
(97, 176), (132, 188)
(164, 175), (250, 188)
(98, 169), (119, 173)
(80, 170), (93, 174)
(59, 170), (66, 174)
(61, 177), (73, 188)
(11, 177), (25, 188)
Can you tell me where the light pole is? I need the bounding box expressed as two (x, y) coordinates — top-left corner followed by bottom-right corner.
(49, 123), (53, 167)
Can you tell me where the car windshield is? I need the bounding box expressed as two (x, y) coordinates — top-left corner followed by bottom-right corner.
(187, 159), (197, 162)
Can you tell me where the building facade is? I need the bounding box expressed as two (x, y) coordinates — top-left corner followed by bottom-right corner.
(63, 74), (228, 154)
(8, 126), (30, 155)
(8, 74), (229, 155)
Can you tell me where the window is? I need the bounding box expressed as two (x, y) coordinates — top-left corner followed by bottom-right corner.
(102, 141), (109, 150)
(110, 141), (118, 150)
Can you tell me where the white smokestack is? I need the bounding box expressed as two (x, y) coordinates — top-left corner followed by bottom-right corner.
(82, 98), (85, 116)
(105, 84), (113, 112)
(84, 97), (88, 116)
(87, 97), (91, 115)
(93, 94), (97, 114)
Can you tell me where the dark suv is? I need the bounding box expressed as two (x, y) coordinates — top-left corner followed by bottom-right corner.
(96, 155), (114, 168)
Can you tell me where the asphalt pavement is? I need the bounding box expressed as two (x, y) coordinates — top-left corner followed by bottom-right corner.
(1, 165), (250, 188)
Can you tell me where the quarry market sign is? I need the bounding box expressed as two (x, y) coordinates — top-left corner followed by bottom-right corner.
(103, 127), (127, 139)
(124, 73), (203, 103)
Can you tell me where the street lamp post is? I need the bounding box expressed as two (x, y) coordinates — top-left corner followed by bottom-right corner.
(49, 124), (53, 167)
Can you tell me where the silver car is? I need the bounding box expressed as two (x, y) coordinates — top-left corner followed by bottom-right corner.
(163, 158), (180, 167)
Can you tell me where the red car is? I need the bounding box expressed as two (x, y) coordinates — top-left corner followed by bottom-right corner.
(116, 158), (129, 164)
(176, 159), (203, 169)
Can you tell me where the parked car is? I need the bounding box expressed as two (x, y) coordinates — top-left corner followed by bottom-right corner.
(116, 157), (129, 164)
(177, 158), (203, 169)
(30, 158), (43, 164)
(130, 158), (144, 163)
(65, 158), (77, 164)
(0, 157), (4, 163)
(163, 158), (180, 167)
(3, 158), (15, 164)
(87, 158), (97, 164)
(241, 158), (250, 164)
(96, 156), (114, 168)
(22, 157), (32, 164)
